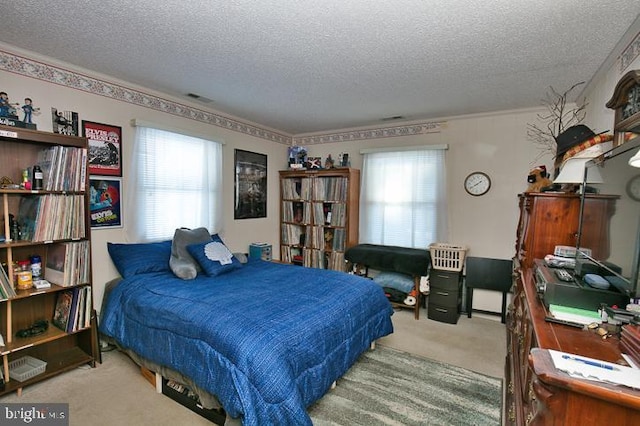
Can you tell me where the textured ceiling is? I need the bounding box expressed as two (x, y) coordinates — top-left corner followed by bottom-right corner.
(1, 1), (639, 135)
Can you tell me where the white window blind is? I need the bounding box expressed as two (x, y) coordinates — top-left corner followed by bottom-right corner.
(126, 125), (222, 241)
(359, 147), (448, 248)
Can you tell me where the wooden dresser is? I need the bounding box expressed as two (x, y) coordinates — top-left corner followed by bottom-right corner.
(506, 193), (640, 424)
(515, 192), (618, 269)
(506, 264), (640, 424)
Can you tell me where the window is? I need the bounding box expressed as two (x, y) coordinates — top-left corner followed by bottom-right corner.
(126, 124), (222, 241)
(359, 146), (448, 248)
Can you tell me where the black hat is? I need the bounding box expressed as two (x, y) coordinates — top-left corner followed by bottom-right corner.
(554, 125), (596, 157)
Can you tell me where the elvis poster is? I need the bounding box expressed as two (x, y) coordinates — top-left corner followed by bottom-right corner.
(89, 178), (122, 228)
(83, 121), (122, 176)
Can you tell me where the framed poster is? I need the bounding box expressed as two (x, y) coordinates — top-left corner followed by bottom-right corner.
(89, 177), (122, 228)
(234, 149), (267, 219)
(82, 121), (122, 176)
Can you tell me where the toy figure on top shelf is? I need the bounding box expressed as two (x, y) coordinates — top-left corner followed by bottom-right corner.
(288, 146), (307, 170)
(21, 98), (40, 125)
(324, 154), (335, 169)
(0, 91), (37, 129)
(0, 91), (18, 119)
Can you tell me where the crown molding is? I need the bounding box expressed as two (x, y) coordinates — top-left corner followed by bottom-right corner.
(293, 121), (444, 145)
(0, 47), (291, 145)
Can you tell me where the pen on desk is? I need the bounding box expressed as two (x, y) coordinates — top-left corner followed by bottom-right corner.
(561, 354), (616, 370)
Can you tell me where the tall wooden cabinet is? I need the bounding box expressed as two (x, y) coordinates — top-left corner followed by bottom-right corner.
(515, 192), (618, 269)
(0, 125), (97, 396)
(506, 192), (640, 424)
(279, 168), (359, 271)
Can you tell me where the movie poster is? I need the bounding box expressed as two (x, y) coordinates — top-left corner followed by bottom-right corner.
(89, 178), (122, 228)
(83, 121), (122, 176)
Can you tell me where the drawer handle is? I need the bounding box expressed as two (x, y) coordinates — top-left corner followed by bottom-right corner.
(436, 291), (450, 296)
(435, 308), (448, 313)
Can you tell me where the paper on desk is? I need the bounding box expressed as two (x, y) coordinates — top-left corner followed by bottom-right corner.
(549, 304), (600, 325)
(549, 349), (640, 390)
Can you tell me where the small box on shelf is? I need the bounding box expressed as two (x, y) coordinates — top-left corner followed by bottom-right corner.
(249, 243), (272, 261)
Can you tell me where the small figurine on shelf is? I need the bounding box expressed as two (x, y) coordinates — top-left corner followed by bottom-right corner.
(21, 168), (31, 190)
(0, 91), (19, 119)
(8, 214), (21, 241)
(324, 154), (335, 169)
(287, 146), (307, 169)
(339, 152), (350, 168)
(21, 98), (40, 124)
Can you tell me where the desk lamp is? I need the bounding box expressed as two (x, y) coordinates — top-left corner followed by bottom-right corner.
(553, 157), (603, 187)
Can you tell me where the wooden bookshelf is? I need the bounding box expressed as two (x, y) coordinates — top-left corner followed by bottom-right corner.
(279, 168), (359, 271)
(0, 124), (97, 396)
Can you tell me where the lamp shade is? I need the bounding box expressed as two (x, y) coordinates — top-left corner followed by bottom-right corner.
(554, 158), (603, 184)
(630, 148), (640, 168)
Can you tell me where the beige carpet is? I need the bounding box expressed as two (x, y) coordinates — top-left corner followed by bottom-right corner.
(0, 310), (505, 425)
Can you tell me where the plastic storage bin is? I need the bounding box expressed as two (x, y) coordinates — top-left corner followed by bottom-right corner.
(429, 243), (468, 272)
(9, 356), (47, 382)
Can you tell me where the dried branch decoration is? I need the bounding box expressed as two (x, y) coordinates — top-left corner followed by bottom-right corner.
(527, 82), (588, 163)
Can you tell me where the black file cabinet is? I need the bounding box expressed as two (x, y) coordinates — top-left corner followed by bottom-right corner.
(428, 270), (462, 324)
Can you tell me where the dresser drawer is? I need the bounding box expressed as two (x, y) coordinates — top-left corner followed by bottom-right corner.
(427, 303), (460, 324)
(429, 288), (460, 308)
(430, 270), (461, 290)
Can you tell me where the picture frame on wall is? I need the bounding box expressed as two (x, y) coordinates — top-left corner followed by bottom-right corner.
(89, 177), (122, 228)
(234, 149), (267, 219)
(82, 121), (122, 176)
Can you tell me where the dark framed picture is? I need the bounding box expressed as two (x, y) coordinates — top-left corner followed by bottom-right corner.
(234, 149), (267, 219)
(51, 108), (79, 136)
(82, 121), (122, 176)
(89, 177), (122, 228)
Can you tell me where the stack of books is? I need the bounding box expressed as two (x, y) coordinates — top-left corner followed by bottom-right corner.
(52, 286), (92, 333)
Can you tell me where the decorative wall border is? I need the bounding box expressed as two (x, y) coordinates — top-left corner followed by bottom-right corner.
(0, 48), (443, 146)
(620, 31), (640, 73)
(0, 49), (291, 144)
(293, 121), (443, 145)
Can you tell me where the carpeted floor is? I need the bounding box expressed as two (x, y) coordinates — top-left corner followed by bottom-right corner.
(309, 345), (502, 425)
(0, 313), (505, 425)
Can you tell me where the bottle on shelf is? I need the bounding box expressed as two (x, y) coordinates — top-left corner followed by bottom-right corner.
(16, 260), (33, 290)
(32, 165), (43, 190)
(30, 254), (42, 280)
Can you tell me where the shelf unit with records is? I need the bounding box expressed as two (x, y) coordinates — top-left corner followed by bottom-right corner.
(0, 124), (98, 396)
(279, 168), (360, 271)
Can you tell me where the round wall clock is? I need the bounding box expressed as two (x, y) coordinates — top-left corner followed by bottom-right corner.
(464, 171), (491, 196)
(626, 174), (640, 201)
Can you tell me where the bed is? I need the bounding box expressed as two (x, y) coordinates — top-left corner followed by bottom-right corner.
(99, 232), (394, 426)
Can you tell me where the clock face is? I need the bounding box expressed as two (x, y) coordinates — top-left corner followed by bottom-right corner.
(464, 172), (491, 196)
(627, 174), (640, 201)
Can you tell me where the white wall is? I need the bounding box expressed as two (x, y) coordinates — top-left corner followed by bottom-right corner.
(2, 39), (636, 314)
(1, 46), (287, 308)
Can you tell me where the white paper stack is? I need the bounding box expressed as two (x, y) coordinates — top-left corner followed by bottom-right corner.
(549, 349), (640, 390)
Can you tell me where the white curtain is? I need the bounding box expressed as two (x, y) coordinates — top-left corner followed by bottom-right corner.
(126, 126), (222, 242)
(359, 148), (448, 248)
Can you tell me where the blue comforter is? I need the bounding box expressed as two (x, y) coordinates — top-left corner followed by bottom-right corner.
(100, 259), (394, 425)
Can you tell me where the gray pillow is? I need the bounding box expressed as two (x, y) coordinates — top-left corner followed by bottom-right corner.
(170, 227), (212, 279)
